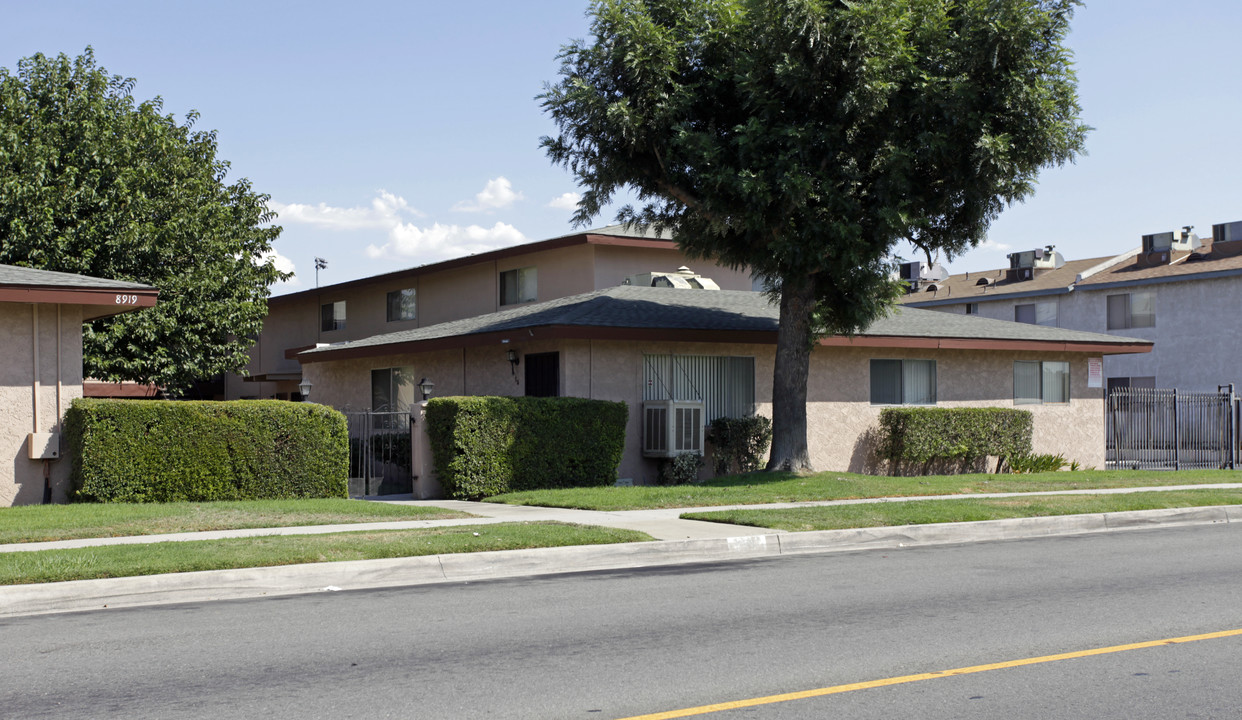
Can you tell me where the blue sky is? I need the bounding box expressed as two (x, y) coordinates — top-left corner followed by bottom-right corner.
(3, 1), (1239, 294)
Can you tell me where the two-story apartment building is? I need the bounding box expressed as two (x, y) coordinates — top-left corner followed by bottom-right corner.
(227, 225), (756, 402)
(899, 220), (1242, 394)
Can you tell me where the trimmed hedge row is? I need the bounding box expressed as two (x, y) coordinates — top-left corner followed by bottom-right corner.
(875, 407), (1032, 473)
(425, 396), (627, 499)
(66, 399), (349, 502)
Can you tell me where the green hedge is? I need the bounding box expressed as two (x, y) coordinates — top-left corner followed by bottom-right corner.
(66, 399), (349, 502)
(875, 407), (1032, 474)
(425, 396), (627, 499)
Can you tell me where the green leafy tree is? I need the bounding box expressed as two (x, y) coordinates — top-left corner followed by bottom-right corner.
(0, 48), (288, 393)
(542, 0), (1088, 470)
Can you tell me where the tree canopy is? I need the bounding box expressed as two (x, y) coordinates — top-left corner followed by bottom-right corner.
(542, 0), (1088, 470)
(0, 48), (287, 393)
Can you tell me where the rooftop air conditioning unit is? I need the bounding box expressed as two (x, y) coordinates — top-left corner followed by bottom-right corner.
(642, 400), (705, 458)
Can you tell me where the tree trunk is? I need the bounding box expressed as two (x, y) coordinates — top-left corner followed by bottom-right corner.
(766, 275), (817, 472)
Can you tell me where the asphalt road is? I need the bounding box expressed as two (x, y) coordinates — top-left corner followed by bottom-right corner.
(4, 523), (1242, 719)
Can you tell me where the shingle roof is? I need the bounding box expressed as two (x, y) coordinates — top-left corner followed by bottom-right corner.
(301, 286), (1149, 360)
(901, 238), (1242, 304)
(897, 256), (1108, 306)
(0, 263), (153, 291)
(1075, 239), (1242, 289)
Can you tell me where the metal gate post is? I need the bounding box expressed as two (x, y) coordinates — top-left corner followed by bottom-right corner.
(1172, 388), (1180, 471)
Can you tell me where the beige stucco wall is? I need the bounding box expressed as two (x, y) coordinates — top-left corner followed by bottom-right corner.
(0, 304), (84, 506)
(303, 338), (1105, 490)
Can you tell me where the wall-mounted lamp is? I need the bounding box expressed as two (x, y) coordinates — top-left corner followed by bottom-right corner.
(507, 349), (520, 367)
(417, 377), (435, 401)
(298, 378), (312, 400)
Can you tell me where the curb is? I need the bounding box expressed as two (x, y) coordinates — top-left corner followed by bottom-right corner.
(2, 505), (1238, 618)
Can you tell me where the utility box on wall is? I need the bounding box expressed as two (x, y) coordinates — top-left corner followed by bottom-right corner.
(27, 433), (60, 460)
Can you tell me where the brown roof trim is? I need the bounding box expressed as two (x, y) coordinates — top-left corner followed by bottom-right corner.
(272, 232), (681, 304)
(300, 325), (1149, 363)
(819, 335), (1151, 355)
(0, 287), (159, 319)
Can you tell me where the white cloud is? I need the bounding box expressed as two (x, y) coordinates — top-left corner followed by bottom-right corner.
(547, 192), (581, 210)
(262, 250), (302, 289)
(453, 177), (523, 212)
(270, 190), (422, 231)
(365, 222), (527, 261)
(978, 238), (1013, 252)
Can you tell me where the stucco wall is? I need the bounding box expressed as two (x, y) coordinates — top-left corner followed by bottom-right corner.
(304, 337), (1105, 490)
(0, 304), (84, 506)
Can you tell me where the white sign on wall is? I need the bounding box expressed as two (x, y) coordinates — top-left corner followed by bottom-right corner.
(1087, 357), (1103, 388)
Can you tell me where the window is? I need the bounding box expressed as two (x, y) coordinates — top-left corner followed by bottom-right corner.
(500, 267), (537, 305)
(1106, 291), (1154, 330)
(1015, 301), (1056, 326)
(643, 354), (755, 421)
(371, 366), (415, 412)
(870, 359), (937, 405)
(386, 288), (416, 322)
(1014, 361), (1070, 404)
(525, 352), (560, 397)
(320, 301), (346, 332)
(965, 303), (978, 315)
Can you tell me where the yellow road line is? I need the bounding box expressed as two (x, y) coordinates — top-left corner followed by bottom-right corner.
(617, 628), (1242, 720)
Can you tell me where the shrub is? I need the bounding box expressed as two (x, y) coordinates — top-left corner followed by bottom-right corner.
(66, 398), (348, 502)
(659, 452), (704, 485)
(1008, 452), (1068, 474)
(706, 415), (773, 476)
(875, 407), (1032, 475)
(425, 396), (627, 500)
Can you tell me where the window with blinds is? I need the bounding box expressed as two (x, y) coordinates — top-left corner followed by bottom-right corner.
(642, 355), (755, 422)
(869, 359), (937, 405)
(1014, 361), (1070, 404)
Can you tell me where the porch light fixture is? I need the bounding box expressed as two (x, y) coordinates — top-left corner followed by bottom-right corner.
(507, 349), (520, 367)
(417, 377), (435, 401)
(298, 378), (312, 400)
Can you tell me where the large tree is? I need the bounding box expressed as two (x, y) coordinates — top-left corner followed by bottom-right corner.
(0, 48), (288, 393)
(542, 0), (1088, 470)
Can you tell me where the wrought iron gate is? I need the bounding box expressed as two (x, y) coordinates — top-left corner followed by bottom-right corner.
(1106, 386), (1238, 470)
(344, 411), (414, 496)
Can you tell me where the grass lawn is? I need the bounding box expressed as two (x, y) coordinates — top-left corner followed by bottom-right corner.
(488, 469), (1242, 511)
(681, 489), (1242, 531)
(0, 499), (474, 545)
(0, 522), (652, 585)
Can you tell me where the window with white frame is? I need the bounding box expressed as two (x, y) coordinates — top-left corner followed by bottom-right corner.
(1106, 291), (1154, 330)
(1014, 361), (1070, 404)
(869, 359), (937, 405)
(386, 288), (416, 322)
(500, 267), (537, 305)
(320, 301), (346, 332)
(1015, 301), (1057, 326)
(643, 354), (755, 422)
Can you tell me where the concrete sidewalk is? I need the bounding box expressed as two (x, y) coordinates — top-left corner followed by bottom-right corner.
(2, 483), (1241, 618)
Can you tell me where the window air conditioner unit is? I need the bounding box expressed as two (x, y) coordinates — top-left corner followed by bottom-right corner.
(642, 400), (705, 458)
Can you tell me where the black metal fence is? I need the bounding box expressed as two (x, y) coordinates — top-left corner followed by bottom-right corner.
(344, 411), (414, 496)
(1106, 386), (1238, 470)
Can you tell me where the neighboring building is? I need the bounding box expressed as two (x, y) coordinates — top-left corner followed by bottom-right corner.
(229, 225), (755, 401)
(298, 286), (1149, 491)
(0, 265), (158, 506)
(899, 220), (1242, 394)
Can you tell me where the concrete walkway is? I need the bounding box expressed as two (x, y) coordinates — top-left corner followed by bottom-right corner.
(2, 483), (1241, 618)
